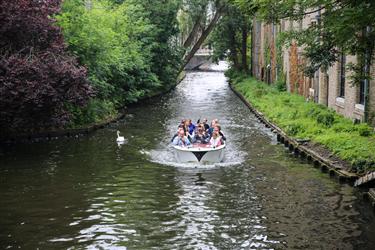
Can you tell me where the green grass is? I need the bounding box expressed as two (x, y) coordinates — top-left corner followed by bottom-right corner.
(227, 70), (375, 173)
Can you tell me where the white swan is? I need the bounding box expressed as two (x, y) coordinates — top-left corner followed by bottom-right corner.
(116, 130), (125, 142)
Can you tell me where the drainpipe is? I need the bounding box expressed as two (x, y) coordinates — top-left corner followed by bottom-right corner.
(250, 21), (254, 76)
(364, 55), (369, 123)
(314, 10), (322, 104)
(326, 74), (329, 105)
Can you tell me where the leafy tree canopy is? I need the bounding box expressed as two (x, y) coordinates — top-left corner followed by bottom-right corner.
(209, 2), (251, 71)
(233, 0), (375, 81)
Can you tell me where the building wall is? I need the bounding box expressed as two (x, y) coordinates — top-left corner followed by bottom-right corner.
(251, 16), (375, 127)
(252, 18), (278, 84)
(326, 56), (362, 121)
(252, 19), (263, 79)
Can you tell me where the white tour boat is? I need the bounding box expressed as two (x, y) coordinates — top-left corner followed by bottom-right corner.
(172, 143), (225, 163)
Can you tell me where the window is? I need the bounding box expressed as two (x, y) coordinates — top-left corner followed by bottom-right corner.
(358, 28), (371, 106)
(359, 80), (365, 104)
(339, 53), (346, 97)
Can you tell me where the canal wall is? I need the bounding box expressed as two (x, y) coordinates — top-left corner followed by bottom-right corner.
(0, 72), (186, 144)
(229, 80), (375, 210)
(228, 82), (362, 184)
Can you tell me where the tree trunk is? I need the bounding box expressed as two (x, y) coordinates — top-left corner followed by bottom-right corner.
(249, 25), (253, 75)
(241, 24), (248, 71)
(230, 50), (239, 70)
(179, 5), (224, 72)
(183, 15), (203, 49)
(229, 30), (239, 70)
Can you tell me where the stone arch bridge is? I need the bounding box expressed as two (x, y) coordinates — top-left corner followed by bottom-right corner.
(185, 48), (213, 70)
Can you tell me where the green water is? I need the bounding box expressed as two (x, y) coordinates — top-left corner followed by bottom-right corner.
(1, 63), (375, 249)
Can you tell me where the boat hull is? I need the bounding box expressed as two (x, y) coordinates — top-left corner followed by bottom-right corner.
(172, 144), (225, 163)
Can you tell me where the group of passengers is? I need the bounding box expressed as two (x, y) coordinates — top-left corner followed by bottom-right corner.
(171, 118), (226, 147)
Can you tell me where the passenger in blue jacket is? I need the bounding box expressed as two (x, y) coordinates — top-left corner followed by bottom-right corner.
(186, 119), (195, 135)
(172, 129), (191, 147)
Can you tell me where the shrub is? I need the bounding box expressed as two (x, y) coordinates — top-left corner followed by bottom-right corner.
(275, 79), (287, 92)
(351, 160), (375, 174)
(67, 99), (117, 127)
(331, 123), (356, 133)
(356, 123), (373, 137)
(282, 97), (291, 105)
(253, 87), (268, 98)
(0, 0), (92, 135)
(316, 111), (335, 127)
(285, 123), (304, 136)
(225, 68), (247, 83)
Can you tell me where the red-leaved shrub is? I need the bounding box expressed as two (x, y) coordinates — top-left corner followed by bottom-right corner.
(0, 0), (93, 136)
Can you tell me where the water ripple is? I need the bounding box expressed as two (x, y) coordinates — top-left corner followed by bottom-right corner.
(1, 63), (375, 249)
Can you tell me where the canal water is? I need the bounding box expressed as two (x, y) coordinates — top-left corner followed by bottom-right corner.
(1, 63), (375, 249)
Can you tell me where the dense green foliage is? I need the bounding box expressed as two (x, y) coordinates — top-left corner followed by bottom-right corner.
(0, 0), (184, 133)
(57, 0), (182, 126)
(228, 70), (375, 173)
(209, 3), (251, 71)
(131, 0), (182, 88)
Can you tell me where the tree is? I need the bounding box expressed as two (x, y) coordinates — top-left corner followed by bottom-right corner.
(237, 0), (375, 80)
(179, 0), (210, 49)
(179, 0), (227, 72)
(233, 0), (375, 121)
(57, 0), (185, 124)
(58, 0), (159, 104)
(209, 2), (251, 71)
(0, 0), (92, 135)
(130, 0), (183, 89)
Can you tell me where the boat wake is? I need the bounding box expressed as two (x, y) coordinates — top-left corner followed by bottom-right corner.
(146, 143), (246, 169)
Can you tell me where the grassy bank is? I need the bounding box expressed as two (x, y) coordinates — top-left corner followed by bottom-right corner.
(227, 70), (375, 173)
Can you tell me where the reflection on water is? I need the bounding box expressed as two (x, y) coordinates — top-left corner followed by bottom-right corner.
(1, 62), (375, 249)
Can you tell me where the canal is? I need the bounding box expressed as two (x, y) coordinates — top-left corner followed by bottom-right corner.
(1, 63), (375, 249)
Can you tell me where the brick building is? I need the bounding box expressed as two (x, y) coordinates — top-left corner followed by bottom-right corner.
(251, 16), (375, 127)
